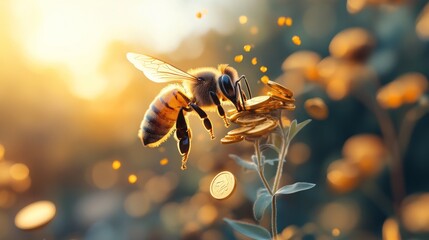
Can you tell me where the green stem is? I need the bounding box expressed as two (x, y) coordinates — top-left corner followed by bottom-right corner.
(273, 111), (290, 192)
(271, 196), (277, 239)
(254, 140), (273, 196)
(271, 110), (291, 239)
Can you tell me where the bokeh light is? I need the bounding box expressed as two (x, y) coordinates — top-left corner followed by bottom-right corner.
(382, 218), (401, 240)
(329, 28), (374, 62)
(304, 97), (329, 120)
(318, 201), (360, 234)
(401, 193), (429, 233)
(416, 3), (429, 40)
(111, 160), (121, 170)
(377, 73), (428, 109)
(342, 134), (386, 177)
(14, 201), (56, 230)
(91, 161), (118, 189)
(9, 163), (29, 181)
(327, 160), (360, 193)
(124, 190), (151, 218)
(128, 174), (137, 184)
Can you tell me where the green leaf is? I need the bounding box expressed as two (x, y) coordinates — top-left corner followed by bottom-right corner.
(229, 154), (257, 171)
(224, 218), (271, 240)
(251, 155), (265, 166)
(288, 119), (311, 141)
(253, 188), (272, 221)
(275, 182), (316, 195)
(264, 158), (285, 166)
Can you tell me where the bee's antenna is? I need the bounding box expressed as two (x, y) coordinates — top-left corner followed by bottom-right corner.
(234, 75), (252, 111)
(236, 75), (252, 99)
(235, 83), (246, 111)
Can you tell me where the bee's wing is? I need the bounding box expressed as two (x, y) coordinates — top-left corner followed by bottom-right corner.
(127, 53), (198, 83)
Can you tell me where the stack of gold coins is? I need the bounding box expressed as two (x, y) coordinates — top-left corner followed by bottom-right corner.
(221, 80), (295, 144)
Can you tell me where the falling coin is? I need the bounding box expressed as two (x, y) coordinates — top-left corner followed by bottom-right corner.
(227, 125), (255, 136)
(221, 135), (244, 144)
(244, 119), (278, 136)
(15, 201), (56, 230)
(210, 171), (236, 199)
(244, 95), (272, 110)
(265, 80), (294, 97)
(235, 114), (267, 125)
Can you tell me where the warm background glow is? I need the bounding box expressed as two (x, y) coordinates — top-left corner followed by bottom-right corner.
(1, 0), (428, 239)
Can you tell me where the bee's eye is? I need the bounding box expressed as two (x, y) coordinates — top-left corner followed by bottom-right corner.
(219, 74), (235, 98)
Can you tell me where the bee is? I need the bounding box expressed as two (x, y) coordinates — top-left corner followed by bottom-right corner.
(127, 53), (251, 170)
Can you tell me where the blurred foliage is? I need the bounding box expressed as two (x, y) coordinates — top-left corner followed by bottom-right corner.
(1, 0), (429, 239)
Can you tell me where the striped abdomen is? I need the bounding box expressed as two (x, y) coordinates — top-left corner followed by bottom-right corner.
(139, 86), (190, 147)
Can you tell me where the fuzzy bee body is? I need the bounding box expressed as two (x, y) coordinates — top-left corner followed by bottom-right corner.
(141, 85), (189, 147)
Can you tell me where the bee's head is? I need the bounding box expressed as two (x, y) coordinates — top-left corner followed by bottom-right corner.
(218, 65), (247, 111)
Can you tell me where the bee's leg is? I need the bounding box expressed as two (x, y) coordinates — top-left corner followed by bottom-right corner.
(176, 107), (191, 170)
(189, 103), (215, 139)
(209, 91), (230, 127)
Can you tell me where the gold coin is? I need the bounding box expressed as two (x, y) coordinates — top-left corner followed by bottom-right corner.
(279, 103), (296, 110)
(15, 201), (56, 230)
(235, 114), (267, 125)
(264, 99), (284, 110)
(210, 171), (236, 200)
(244, 95), (271, 110)
(227, 108), (238, 115)
(221, 135), (244, 144)
(265, 80), (294, 97)
(253, 107), (273, 114)
(268, 91), (295, 103)
(228, 111), (250, 122)
(244, 119), (278, 136)
(227, 125), (255, 136)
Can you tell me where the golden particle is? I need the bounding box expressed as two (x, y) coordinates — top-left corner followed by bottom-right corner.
(234, 55), (243, 63)
(160, 158), (169, 166)
(251, 57), (258, 65)
(196, 12), (203, 19)
(112, 160), (121, 170)
(128, 174), (137, 184)
(285, 17), (293, 26)
(260, 66), (268, 73)
(243, 44), (252, 52)
(292, 35), (302, 46)
(277, 16), (286, 26)
(261, 75), (270, 84)
(239, 15), (248, 24)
